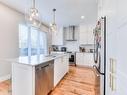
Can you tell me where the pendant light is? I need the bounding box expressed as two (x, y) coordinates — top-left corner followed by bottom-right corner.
(50, 9), (57, 32)
(25, 0), (41, 28)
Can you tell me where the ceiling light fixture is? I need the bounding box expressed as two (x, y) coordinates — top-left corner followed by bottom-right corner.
(81, 16), (85, 19)
(50, 9), (57, 32)
(25, 0), (41, 28)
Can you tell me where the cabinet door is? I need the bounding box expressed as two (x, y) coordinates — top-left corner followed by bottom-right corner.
(52, 27), (64, 45)
(83, 53), (87, 66)
(54, 55), (69, 87)
(65, 55), (69, 73)
(79, 25), (87, 44)
(85, 53), (94, 67)
(63, 55), (69, 74)
(60, 57), (65, 78)
(76, 53), (84, 66)
(76, 53), (94, 67)
(12, 63), (34, 95)
(54, 58), (61, 87)
(87, 27), (94, 44)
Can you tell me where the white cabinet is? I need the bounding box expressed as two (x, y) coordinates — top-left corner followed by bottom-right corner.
(85, 53), (94, 67)
(87, 26), (94, 44)
(12, 63), (35, 95)
(62, 55), (69, 75)
(79, 25), (87, 44)
(54, 58), (62, 86)
(76, 53), (94, 67)
(52, 27), (64, 45)
(79, 25), (94, 44)
(12, 54), (69, 95)
(76, 53), (84, 66)
(54, 54), (69, 87)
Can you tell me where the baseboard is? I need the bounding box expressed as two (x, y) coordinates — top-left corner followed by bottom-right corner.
(0, 74), (11, 83)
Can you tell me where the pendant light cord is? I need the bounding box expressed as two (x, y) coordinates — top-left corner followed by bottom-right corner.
(53, 9), (56, 24)
(32, 0), (35, 8)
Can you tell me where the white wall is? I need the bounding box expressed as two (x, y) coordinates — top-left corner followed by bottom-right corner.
(98, 0), (118, 94)
(0, 3), (50, 82)
(0, 3), (24, 81)
(98, 0), (127, 95)
(64, 41), (79, 52)
(116, 0), (127, 94)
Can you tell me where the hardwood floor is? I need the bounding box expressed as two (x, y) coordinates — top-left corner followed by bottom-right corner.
(0, 66), (100, 95)
(50, 66), (100, 95)
(0, 80), (11, 95)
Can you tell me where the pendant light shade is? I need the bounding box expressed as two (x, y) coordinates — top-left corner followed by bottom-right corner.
(50, 9), (57, 32)
(25, 0), (41, 28)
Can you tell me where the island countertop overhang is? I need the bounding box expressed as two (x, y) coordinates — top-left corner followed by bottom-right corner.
(3, 53), (68, 66)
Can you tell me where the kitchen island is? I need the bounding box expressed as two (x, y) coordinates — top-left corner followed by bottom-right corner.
(11, 53), (69, 95)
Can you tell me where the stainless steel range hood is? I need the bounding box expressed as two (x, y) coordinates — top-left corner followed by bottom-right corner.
(64, 26), (77, 41)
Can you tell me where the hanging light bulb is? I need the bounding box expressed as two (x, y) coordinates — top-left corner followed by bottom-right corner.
(50, 9), (57, 32)
(25, 0), (41, 28)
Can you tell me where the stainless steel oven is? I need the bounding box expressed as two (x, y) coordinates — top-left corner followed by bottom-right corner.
(67, 52), (76, 66)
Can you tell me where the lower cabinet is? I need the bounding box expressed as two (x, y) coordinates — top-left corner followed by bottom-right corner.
(76, 53), (94, 67)
(12, 63), (35, 95)
(12, 55), (69, 95)
(54, 55), (69, 87)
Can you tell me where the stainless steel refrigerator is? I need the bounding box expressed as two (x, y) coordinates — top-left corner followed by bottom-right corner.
(93, 17), (106, 95)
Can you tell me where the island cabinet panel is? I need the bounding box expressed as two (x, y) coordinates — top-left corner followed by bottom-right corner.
(54, 55), (69, 87)
(12, 54), (69, 95)
(54, 58), (62, 87)
(62, 55), (69, 75)
(12, 63), (35, 95)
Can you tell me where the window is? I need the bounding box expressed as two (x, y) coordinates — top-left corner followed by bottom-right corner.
(19, 24), (28, 56)
(19, 24), (48, 56)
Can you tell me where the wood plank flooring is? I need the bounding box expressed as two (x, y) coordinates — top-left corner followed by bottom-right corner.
(50, 66), (100, 95)
(0, 66), (100, 95)
(0, 80), (11, 95)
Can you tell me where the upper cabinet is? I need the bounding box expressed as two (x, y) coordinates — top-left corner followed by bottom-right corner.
(51, 25), (94, 45)
(87, 26), (94, 44)
(79, 25), (87, 44)
(79, 25), (94, 45)
(52, 27), (64, 45)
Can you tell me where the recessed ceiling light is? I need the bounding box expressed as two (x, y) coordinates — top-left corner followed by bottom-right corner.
(81, 16), (85, 19)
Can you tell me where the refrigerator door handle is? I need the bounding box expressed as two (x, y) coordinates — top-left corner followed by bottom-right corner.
(93, 65), (105, 76)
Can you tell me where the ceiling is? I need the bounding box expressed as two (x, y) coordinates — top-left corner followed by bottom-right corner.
(0, 0), (98, 26)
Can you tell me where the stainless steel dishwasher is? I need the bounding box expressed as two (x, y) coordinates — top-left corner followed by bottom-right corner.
(35, 60), (54, 95)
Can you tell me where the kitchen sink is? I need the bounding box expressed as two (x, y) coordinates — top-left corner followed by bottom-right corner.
(45, 54), (57, 58)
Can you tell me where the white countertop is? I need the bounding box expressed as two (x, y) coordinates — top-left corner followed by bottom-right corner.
(76, 52), (94, 53)
(1, 53), (67, 66)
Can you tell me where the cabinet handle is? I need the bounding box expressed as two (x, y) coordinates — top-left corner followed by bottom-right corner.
(41, 64), (49, 69)
(109, 58), (117, 91)
(36, 64), (49, 71)
(109, 73), (112, 88)
(93, 65), (104, 76)
(110, 58), (112, 73)
(112, 75), (116, 91)
(112, 60), (116, 74)
(36, 67), (41, 71)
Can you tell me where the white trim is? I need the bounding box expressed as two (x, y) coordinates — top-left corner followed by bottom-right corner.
(0, 74), (11, 82)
